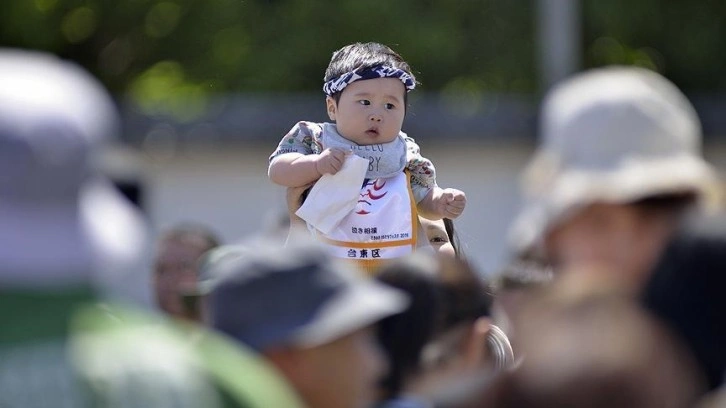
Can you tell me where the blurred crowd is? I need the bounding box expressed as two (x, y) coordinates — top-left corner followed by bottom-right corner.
(1, 47), (725, 408)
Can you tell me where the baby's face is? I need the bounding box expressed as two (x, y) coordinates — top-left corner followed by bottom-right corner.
(326, 77), (406, 146)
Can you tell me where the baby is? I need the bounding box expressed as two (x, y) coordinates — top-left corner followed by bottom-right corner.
(269, 42), (466, 271)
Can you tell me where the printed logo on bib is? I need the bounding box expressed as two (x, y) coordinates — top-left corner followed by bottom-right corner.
(356, 179), (388, 215)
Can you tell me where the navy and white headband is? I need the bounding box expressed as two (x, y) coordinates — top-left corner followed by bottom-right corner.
(323, 65), (416, 96)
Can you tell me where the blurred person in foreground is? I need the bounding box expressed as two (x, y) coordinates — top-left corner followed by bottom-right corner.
(179, 244), (249, 325)
(208, 237), (409, 408)
(436, 270), (706, 408)
(153, 223), (221, 321)
(509, 66), (720, 294)
(375, 253), (513, 408)
(0, 48), (301, 408)
(490, 257), (553, 361)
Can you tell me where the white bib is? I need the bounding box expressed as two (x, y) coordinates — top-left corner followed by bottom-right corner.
(310, 171), (417, 274)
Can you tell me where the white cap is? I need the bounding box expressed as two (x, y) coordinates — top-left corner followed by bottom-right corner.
(0, 48), (150, 305)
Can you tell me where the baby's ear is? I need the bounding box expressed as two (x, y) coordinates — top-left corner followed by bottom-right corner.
(325, 96), (337, 121)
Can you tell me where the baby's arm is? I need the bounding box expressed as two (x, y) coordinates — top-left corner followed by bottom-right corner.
(418, 186), (467, 220)
(269, 121), (349, 187)
(404, 135), (465, 219)
(269, 148), (349, 187)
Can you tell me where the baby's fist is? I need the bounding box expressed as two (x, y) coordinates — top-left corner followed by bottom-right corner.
(441, 188), (466, 219)
(315, 148), (349, 176)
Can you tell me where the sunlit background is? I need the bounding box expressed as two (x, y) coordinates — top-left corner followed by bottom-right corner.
(4, 0), (726, 274)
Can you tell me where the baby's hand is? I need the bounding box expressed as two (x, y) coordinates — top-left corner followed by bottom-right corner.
(437, 188), (466, 219)
(315, 148), (349, 176)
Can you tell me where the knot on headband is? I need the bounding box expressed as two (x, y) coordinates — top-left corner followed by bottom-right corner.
(323, 65), (416, 96)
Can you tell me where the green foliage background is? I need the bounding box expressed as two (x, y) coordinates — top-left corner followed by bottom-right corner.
(583, 0), (726, 91)
(2, 0), (724, 118)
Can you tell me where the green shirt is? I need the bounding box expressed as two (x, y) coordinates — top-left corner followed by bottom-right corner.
(0, 288), (305, 408)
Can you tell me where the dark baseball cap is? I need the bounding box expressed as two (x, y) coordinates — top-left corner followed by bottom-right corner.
(209, 239), (409, 351)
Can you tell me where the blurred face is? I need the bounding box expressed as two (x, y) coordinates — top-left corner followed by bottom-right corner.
(285, 328), (387, 408)
(153, 236), (211, 319)
(326, 78), (406, 146)
(511, 288), (704, 408)
(420, 217), (456, 258)
(545, 202), (672, 290)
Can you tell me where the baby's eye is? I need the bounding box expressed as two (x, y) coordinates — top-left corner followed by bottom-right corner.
(430, 236), (448, 244)
(358, 100), (371, 106)
(385, 103), (396, 110)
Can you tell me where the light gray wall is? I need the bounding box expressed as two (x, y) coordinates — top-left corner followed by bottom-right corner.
(108, 140), (726, 277)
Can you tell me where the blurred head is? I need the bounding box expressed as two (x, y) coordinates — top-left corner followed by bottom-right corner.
(324, 42), (416, 146)
(153, 223), (220, 319)
(510, 66), (717, 290)
(491, 257), (554, 349)
(375, 253), (513, 402)
(180, 244), (247, 324)
(544, 194), (695, 291)
(209, 239), (408, 408)
(266, 327), (386, 408)
(0, 48), (148, 303)
(484, 272), (706, 408)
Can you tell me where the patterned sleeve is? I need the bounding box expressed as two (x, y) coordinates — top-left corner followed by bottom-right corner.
(269, 121), (324, 162)
(404, 135), (437, 203)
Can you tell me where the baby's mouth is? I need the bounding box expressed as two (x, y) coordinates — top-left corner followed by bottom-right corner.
(366, 128), (380, 137)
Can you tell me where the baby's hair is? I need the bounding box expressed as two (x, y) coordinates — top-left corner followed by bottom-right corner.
(324, 42), (417, 104)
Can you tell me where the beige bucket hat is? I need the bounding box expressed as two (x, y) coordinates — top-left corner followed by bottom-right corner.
(510, 66), (719, 255)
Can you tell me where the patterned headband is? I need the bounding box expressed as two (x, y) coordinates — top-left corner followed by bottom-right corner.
(323, 65), (416, 96)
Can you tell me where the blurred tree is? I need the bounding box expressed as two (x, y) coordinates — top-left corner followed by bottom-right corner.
(583, 0), (726, 91)
(2, 0), (724, 121)
(0, 0), (535, 118)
